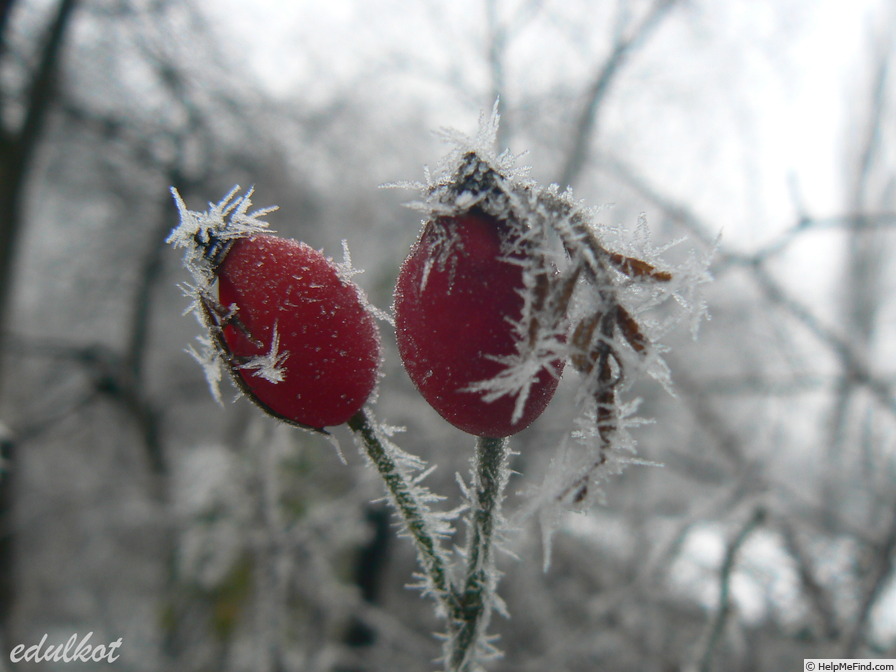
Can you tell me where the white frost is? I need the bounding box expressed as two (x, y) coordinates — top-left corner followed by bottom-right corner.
(168, 186), (277, 291)
(185, 336), (225, 405)
(393, 105), (712, 575)
(168, 186), (281, 408)
(236, 323), (290, 383)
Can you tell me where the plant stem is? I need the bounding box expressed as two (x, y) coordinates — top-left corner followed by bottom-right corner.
(348, 413), (511, 671)
(347, 410), (456, 616)
(449, 435), (509, 672)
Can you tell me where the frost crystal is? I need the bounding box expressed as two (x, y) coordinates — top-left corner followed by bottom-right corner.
(168, 186), (279, 407)
(236, 323), (289, 383)
(186, 336), (224, 405)
(336, 239), (393, 326)
(168, 186), (276, 291)
(394, 105), (712, 570)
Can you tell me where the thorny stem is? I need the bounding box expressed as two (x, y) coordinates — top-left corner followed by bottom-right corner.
(449, 435), (509, 672)
(348, 413), (512, 671)
(347, 410), (457, 618)
(349, 410), (512, 671)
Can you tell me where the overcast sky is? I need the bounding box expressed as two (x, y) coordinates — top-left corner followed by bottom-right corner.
(202, 1), (885, 247)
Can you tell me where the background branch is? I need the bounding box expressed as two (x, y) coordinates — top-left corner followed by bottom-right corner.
(559, 0), (680, 188)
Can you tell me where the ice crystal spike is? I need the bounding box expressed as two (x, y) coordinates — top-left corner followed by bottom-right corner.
(168, 186), (277, 290)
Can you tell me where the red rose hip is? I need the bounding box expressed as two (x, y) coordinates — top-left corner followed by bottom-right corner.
(394, 212), (562, 437)
(216, 234), (380, 429)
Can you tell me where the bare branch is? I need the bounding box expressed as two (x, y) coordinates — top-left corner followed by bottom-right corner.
(600, 153), (896, 420)
(777, 519), (840, 640)
(0, 0), (80, 383)
(0, 0), (17, 60)
(697, 508), (766, 672)
(483, 0), (545, 148)
(842, 503), (896, 656)
(749, 263), (896, 418)
(850, 49), (890, 210)
(559, 0), (680, 188)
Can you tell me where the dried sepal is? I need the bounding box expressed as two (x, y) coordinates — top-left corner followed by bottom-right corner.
(595, 380), (618, 443)
(570, 312), (601, 374)
(614, 304), (649, 354)
(606, 251), (673, 282)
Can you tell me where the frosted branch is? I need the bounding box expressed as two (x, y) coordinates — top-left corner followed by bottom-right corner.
(348, 410), (458, 618)
(447, 436), (511, 672)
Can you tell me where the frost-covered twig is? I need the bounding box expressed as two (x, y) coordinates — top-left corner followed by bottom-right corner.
(347, 409), (458, 618)
(348, 413), (513, 672)
(449, 436), (510, 672)
(347, 408), (515, 672)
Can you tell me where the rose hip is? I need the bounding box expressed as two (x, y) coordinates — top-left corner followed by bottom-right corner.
(216, 234), (380, 429)
(394, 212), (561, 437)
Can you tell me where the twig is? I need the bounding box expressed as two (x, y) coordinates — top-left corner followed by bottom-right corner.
(449, 436), (510, 672)
(601, 152), (896, 421)
(347, 410), (457, 619)
(697, 507), (765, 672)
(748, 264), (896, 418)
(842, 503), (896, 656)
(777, 519), (839, 640)
(559, 0), (680, 188)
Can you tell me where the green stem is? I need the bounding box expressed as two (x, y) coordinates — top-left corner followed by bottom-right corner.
(449, 435), (509, 672)
(347, 410), (456, 616)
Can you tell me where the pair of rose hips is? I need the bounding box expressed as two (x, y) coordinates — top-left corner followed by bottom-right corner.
(213, 210), (560, 437)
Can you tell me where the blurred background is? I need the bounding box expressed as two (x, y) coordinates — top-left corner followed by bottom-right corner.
(1, 0), (895, 670)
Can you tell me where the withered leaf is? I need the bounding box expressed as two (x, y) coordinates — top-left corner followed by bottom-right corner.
(607, 252), (673, 282)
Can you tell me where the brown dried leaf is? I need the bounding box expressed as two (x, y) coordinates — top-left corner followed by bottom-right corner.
(615, 305), (648, 354)
(607, 252), (672, 282)
(571, 313), (601, 374)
